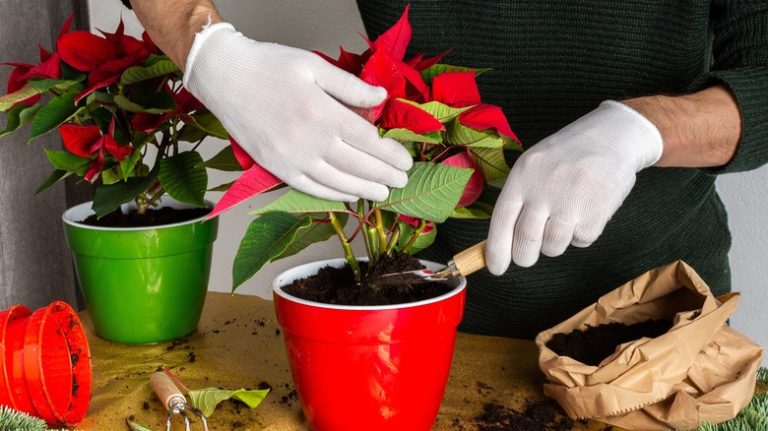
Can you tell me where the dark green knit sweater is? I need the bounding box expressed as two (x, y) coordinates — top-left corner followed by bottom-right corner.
(358, 0), (768, 338)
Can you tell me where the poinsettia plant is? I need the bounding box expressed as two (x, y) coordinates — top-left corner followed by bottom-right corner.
(225, 6), (522, 289)
(0, 16), (239, 218)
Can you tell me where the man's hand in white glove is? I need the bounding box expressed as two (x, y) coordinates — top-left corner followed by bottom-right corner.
(184, 22), (413, 202)
(486, 100), (664, 274)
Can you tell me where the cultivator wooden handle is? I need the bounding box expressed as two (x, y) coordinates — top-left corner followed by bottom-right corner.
(451, 240), (487, 276)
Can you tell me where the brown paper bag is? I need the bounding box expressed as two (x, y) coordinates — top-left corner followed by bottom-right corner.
(535, 261), (764, 430)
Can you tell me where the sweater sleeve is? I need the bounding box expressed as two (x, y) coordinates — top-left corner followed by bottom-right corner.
(692, 1), (768, 174)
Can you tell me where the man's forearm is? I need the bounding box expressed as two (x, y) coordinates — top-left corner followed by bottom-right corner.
(129, 0), (221, 69)
(622, 86), (742, 168)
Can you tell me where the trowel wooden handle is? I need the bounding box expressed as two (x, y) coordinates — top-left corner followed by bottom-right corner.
(151, 372), (186, 410)
(452, 240), (487, 276)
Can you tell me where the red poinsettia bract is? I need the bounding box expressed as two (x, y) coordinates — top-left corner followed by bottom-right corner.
(59, 119), (132, 182)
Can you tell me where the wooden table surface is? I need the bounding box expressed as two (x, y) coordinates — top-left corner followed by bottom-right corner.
(76, 292), (619, 431)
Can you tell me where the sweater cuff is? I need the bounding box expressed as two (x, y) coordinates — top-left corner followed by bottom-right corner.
(689, 67), (768, 175)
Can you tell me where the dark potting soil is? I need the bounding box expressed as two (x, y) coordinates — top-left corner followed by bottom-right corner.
(546, 319), (673, 366)
(475, 400), (575, 431)
(82, 207), (210, 228)
(282, 253), (452, 306)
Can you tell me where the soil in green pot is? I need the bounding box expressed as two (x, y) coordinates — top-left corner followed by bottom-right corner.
(282, 253), (453, 306)
(546, 319), (673, 366)
(82, 207), (211, 227)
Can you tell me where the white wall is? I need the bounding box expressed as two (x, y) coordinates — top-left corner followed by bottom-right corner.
(89, 0), (767, 357)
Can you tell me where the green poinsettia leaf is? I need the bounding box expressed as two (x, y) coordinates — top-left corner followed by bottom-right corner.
(451, 206), (492, 219)
(420, 64), (492, 84)
(208, 181), (234, 192)
(447, 120), (505, 148)
(92, 169), (157, 218)
(381, 128), (443, 144)
(0, 85), (41, 112)
(275, 213), (347, 260)
(29, 92), (78, 142)
(397, 221), (437, 254)
(158, 152), (207, 207)
(101, 165), (123, 185)
(114, 94), (174, 114)
(470, 147), (510, 187)
(233, 212), (312, 290)
(27, 78), (83, 93)
(44, 149), (90, 175)
(188, 387), (270, 418)
(120, 144), (145, 179)
(34, 169), (70, 195)
(375, 162), (473, 223)
(250, 189), (346, 215)
(0, 104), (41, 138)
(120, 59), (179, 86)
(204, 146), (241, 171)
(185, 112), (228, 140)
(401, 100), (472, 123)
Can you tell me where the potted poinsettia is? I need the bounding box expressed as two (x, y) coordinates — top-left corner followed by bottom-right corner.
(213, 6), (521, 430)
(0, 17), (240, 344)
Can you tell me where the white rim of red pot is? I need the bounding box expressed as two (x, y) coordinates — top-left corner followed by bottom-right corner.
(272, 257), (467, 311)
(61, 198), (215, 231)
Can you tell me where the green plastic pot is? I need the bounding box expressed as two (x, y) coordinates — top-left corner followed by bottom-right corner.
(62, 199), (218, 344)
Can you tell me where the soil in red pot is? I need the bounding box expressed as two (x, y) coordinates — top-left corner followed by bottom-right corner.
(546, 319), (673, 366)
(82, 207), (210, 227)
(282, 253), (452, 306)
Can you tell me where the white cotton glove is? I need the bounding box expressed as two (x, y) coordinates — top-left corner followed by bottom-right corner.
(486, 100), (664, 274)
(183, 23), (413, 202)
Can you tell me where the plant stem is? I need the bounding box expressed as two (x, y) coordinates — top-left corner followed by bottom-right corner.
(386, 224), (401, 255)
(402, 219), (428, 253)
(374, 208), (388, 254)
(329, 212), (361, 283)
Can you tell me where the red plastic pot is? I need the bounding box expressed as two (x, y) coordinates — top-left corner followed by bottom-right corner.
(1, 301), (92, 426)
(273, 258), (467, 431)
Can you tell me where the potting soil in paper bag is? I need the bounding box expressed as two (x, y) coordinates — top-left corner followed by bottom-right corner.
(535, 260), (764, 430)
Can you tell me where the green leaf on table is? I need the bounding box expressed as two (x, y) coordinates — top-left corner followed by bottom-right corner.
(374, 162), (472, 223)
(382, 127), (443, 144)
(120, 59), (179, 85)
(158, 152), (208, 207)
(233, 212), (312, 290)
(0, 85), (40, 112)
(274, 213), (347, 260)
(401, 100), (472, 123)
(29, 92), (78, 142)
(28, 78), (83, 93)
(0, 104), (41, 138)
(184, 112), (228, 140)
(397, 221), (437, 254)
(34, 169), (70, 195)
(44, 149), (90, 175)
(205, 146), (241, 171)
(126, 419), (154, 431)
(420, 64), (491, 84)
(470, 147), (510, 186)
(250, 189), (346, 215)
(208, 181), (234, 192)
(114, 94), (174, 114)
(188, 387), (270, 418)
(92, 170), (157, 218)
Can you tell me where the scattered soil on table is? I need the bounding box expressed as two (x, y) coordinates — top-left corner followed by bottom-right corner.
(475, 400), (575, 431)
(282, 253), (452, 306)
(546, 319), (673, 366)
(81, 206), (210, 228)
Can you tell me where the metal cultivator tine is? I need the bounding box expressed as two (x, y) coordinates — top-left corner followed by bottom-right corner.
(151, 371), (209, 431)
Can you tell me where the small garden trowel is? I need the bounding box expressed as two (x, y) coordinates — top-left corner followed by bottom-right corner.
(376, 240), (487, 285)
